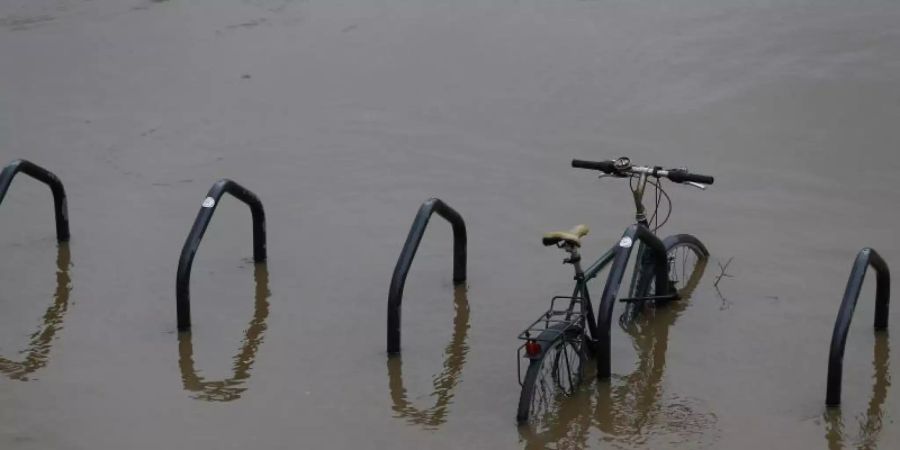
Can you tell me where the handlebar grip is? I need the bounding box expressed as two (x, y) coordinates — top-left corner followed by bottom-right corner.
(667, 169), (714, 185)
(571, 159), (616, 173)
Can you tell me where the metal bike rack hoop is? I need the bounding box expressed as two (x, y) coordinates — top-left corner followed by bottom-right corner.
(387, 198), (467, 354)
(176, 179), (266, 330)
(0, 159), (69, 241)
(595, 223), (669, 379)
(826, 247), (890, 406)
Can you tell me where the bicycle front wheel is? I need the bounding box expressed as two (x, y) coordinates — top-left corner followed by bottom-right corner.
(622, 234), (709, 325)
(658, 234), (709, 297)
(516, 328), (587, 425)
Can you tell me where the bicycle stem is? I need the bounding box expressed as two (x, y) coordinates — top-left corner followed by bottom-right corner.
(631, 172), (650, 225)
(566, 171), (651, 281)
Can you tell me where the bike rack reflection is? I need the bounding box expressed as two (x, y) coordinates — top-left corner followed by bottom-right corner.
(387, 285), (469, 428)
(823, 332), (890, 450)
(178, 263), (270, 401)
(0, 243), (72, 381)
(519, 260), (716, 448)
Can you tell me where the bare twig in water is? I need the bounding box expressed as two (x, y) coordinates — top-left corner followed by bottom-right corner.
(714, 257), (734, 287)
(714, 284), (733, 310)
(713, 257), (735, 310)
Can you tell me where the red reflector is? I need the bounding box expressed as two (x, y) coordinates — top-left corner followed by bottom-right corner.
(525, 340), (541, 357)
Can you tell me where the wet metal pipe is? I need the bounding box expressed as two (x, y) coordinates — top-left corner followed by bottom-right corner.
(826, 248), (890, 406)
(595, 224), (669, 379)
(387, 198), (467, 354)
(0, 159), (69, 241)
(176, 179), (266, 330)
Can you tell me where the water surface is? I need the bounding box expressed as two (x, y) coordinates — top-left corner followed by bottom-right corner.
(2, 0), (899, 448)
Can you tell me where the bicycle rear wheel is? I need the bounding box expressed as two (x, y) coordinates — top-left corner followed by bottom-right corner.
(621, 234), (708, 325)
(516, 327), (587, 425)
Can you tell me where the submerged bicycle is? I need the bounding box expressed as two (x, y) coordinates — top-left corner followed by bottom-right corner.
(516, 157), (714, 425)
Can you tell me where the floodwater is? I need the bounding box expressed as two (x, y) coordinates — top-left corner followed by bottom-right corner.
(1, 0), (899, 448)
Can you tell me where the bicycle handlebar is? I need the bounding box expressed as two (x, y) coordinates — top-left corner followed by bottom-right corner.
(666, 169), (714, 185)
(571, 158), (715, 185)
(571, 159), (617, 173)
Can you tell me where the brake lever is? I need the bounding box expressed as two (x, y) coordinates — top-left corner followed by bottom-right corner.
(598, 172), (629, 180)
(685, 181), (707, 190)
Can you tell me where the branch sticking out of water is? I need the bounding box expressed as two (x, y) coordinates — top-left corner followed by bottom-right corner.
(713, 257), (734, 288)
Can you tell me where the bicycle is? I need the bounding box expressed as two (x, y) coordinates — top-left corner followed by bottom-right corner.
(516, 157), (714, 425)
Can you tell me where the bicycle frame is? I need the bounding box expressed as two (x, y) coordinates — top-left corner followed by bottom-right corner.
(518, 159), (714, 423)
(528, 169), (676, 378)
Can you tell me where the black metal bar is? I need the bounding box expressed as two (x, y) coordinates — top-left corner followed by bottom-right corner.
(618, 294), (679, 303)
(826, 247), (891, 406)
(595, 224), (669, 379)
(387, 198), (467, 354)
(176, 179), (266, 330)
(0, 159), (69, 241)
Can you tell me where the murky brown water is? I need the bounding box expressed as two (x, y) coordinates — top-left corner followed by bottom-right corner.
(2, 0), (900, 448)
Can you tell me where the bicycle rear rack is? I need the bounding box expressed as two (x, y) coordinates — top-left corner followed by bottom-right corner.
(0, 159), (69, 242)
(826, 247), (890, 406)
(518, 296), (586, 343)
(517, 296), (586, 386)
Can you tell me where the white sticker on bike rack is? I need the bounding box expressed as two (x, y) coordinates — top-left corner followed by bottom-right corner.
(201, 197), (216, 208)
(619, 237), (633, 248)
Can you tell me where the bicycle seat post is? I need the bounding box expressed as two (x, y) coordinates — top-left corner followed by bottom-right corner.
(561, 243), (584, 279)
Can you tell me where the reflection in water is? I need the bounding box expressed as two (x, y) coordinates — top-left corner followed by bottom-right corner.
(520, 260), (719, 448)
(387, 285), (469, 429)
(178, 263), (270, 401)
(0, 243), (72, 381)
(824, 332), (890, 450)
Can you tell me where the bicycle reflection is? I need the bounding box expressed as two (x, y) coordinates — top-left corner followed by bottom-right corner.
(0, 243), (72, 381)
(823, 332), (890, 450)
(519, 260), (718, 448)
(387, 285), (470, 429)
(178, 263), (270, 401)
